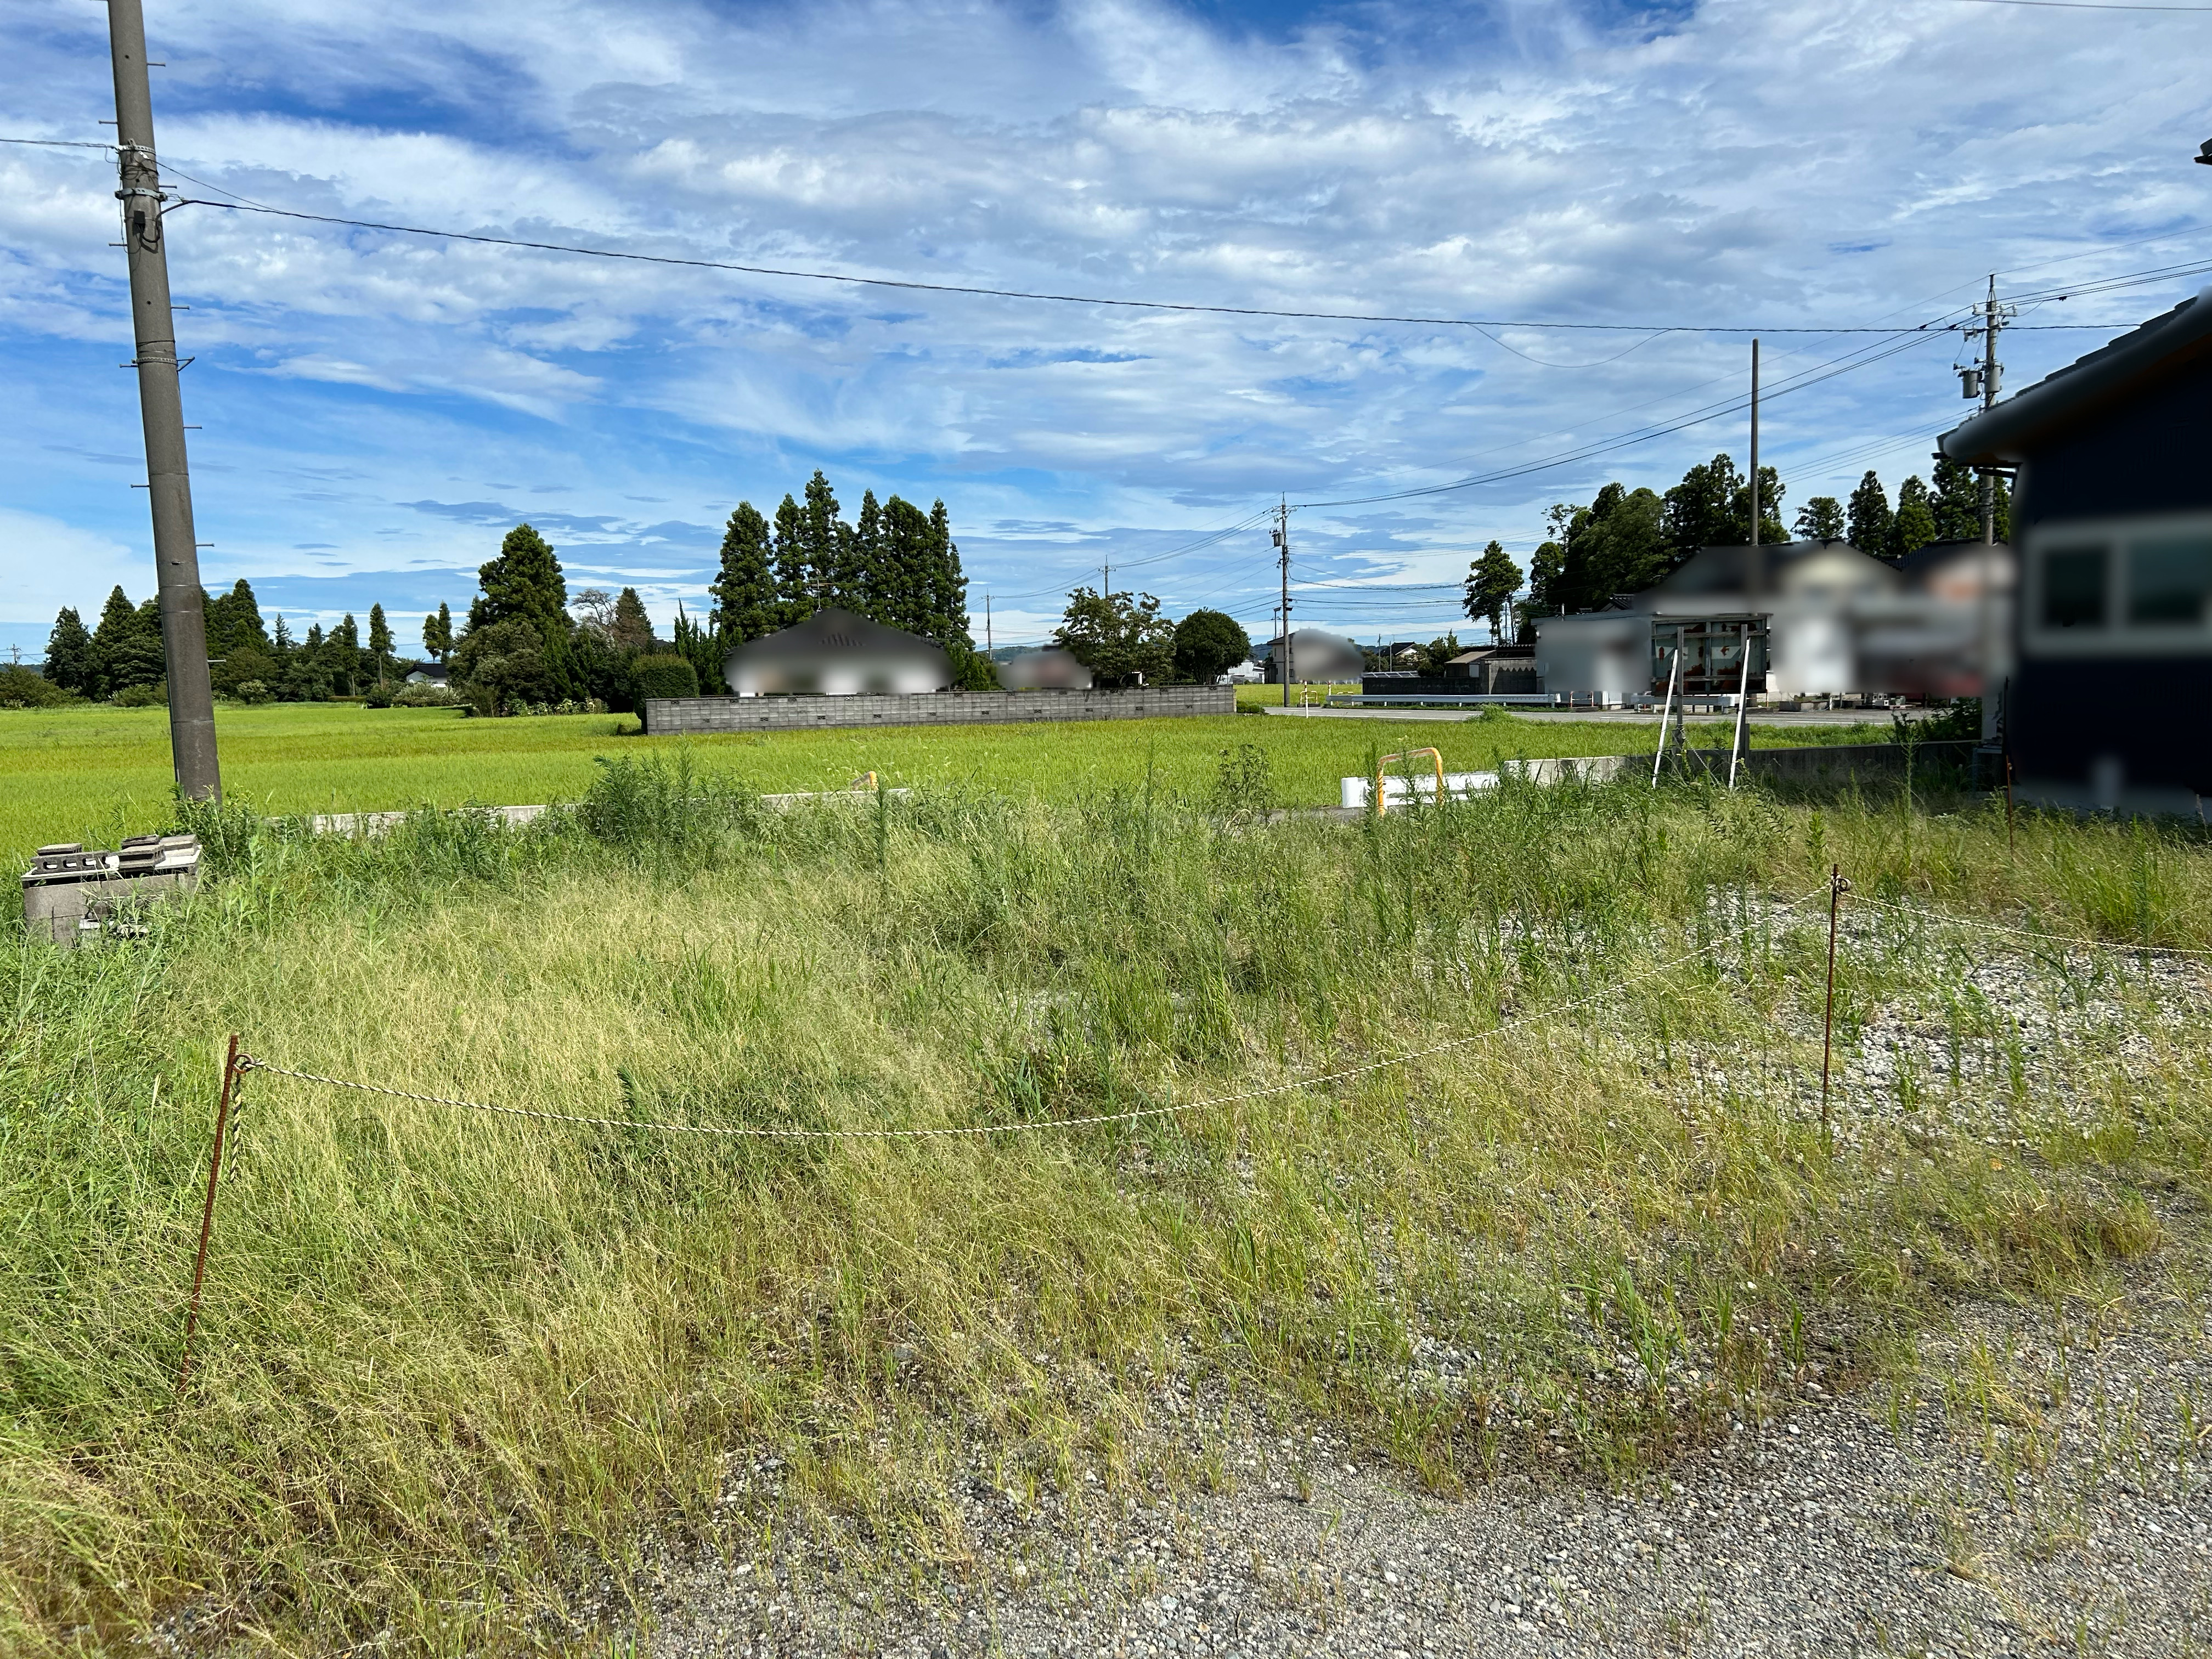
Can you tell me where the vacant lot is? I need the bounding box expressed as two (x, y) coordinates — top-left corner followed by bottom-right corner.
(3, 760), (2204, 1655)
(0, 700), (1872, 868)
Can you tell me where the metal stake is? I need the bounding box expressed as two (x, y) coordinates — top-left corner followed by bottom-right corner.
(1819, 868), (1847, 1152)
(1651, 647), (1681, 787)
(1727, 626), (1753, 789)
(177, 1032), (241, 1397)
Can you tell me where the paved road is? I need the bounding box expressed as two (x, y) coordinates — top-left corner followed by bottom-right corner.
(1257, 704), (1896, 727)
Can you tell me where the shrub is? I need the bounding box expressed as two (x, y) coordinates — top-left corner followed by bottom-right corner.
(633, 654), (700, 702)
(363, 685), (395, 708)
(392, 682), (459, 708)
(452, 619), (556, 714)
(110, 681), (166, 708)
(0, 665), (75, 709)
(232, 679), (275, 706)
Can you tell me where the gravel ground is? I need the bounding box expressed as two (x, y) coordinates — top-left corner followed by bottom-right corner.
(640, 1274), (2210, 1658)
(634, 930), (2212, 1658)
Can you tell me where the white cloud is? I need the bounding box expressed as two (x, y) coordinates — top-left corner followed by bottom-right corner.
(0, 510), (148, 625)
(1, 0), (2204, 651)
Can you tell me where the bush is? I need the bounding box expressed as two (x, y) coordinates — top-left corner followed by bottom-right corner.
(0, 665), (75, 709)
(392, 681), (460, 708)
(231, 680), (275, 705)
(363, 685), (394, 708)
(451, 619), (557, 715)
(633, 654), (700, 702)
(110, 681), (167, 708)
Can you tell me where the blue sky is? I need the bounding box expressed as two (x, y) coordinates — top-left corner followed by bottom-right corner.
(3, 0), (2208, 659)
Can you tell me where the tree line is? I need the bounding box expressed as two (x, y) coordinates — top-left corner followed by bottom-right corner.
(41, 581), (403, 704)
(1455, 453), (2013, 636)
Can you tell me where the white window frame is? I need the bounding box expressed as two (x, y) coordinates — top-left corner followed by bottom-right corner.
(2023, 510), (2212, 660)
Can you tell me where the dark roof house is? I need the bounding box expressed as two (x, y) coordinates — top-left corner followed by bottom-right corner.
(724, 607), (952, 696)
(1941, 284), (2212, 814)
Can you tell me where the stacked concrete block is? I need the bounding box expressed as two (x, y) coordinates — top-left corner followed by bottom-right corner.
(21, 834), (201, 948)
(645, 684), (1234, 735)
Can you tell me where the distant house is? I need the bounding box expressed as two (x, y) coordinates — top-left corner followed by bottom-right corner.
(402, 662), (448, 686)
(723, 606), (951, 696)
(1260, 628), (1363, 685)
(1942, 283), (2212, 815)
(998, 647), (1094, 690)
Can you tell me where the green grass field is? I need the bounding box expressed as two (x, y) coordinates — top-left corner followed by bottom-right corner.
(0, 700), (1877, 870)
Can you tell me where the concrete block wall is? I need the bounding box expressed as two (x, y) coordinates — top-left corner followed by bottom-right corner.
(645, 684), (1234, 733)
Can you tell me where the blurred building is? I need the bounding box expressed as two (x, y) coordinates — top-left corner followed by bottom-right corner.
(1261, 628), (1364, 684)
(1943, 283), (2212, 816)
(723, 607), (951, 696)
(998, 647), (1094, 690)
(1535, 537), (2012, 700)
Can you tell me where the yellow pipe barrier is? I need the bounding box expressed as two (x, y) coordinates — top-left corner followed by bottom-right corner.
(1374, 747), (1444, 815)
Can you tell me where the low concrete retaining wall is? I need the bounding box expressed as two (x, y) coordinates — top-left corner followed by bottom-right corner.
(1504, 740), (1975, 786)
(644, 684), (1234, 733)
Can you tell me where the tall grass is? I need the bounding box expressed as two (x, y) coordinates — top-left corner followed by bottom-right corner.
(2, 760), (2206, 1654)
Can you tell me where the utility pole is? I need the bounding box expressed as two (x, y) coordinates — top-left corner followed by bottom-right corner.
(1747, 337), (1762, 582)
(1961, 275), (2012, 743)
(108, 0), (219, 800)
(984, 594), (993, 667)
(1273, 498), (1292, 707)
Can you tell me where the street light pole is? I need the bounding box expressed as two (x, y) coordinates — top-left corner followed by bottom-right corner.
(108, 0), (220, 800)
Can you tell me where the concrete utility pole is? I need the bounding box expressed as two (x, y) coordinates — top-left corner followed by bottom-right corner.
(984, 594), (993, 666)
(1272, 498), (1292, 707)
(108, 0), (219, 800)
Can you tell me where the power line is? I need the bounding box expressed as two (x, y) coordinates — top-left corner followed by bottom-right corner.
(0, 140), (2129, 338)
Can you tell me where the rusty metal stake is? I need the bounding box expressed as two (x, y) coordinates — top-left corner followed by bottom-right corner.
(177, 1033), (242, 1398)
(2005, 754), (2017, 857)
(1819, 867), (1848, 1154)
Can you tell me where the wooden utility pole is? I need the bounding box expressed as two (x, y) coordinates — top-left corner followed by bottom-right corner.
(108, 0), (220, 800)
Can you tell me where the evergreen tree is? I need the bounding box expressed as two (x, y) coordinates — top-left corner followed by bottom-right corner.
(1662, 455), (1740, 562)
(1794, 496), (1846, 541)
(797, 471), (847, 607)
(1728, 465), (1787, 546)
(330, 613), (364, 695)
(368, 603), (394, 684)
(672, 603), (725, 693)
(469, 524), (568, 634)
(923, 499), (972, 650)
(1558, 484), (1668, 612)
(1463, 539), (1524, 641)
(204, 578), (268, 657)
(850, 490), (885, 618)
(879, 496), (935, 634)
(1891, 476), (1938, 559)
(272, 613), (294, 655)
(709, 502), (781, 643)
(771, 494), (809, 621)
(1847, 471), (1894, 555)
(43, 607), (95, 695)
(422, 602), (454, 662)
(610, 587), (656, 651)
(1930, 456), (1985, 543)
(92, 586), (165, 693)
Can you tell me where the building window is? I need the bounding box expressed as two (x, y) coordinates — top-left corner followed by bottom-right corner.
(2128, 536), (2212, 627)
(2041, 546), (2107, 629)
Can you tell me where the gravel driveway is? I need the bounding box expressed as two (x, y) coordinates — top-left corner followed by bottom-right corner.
(642, 1272), (2210, 1658)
